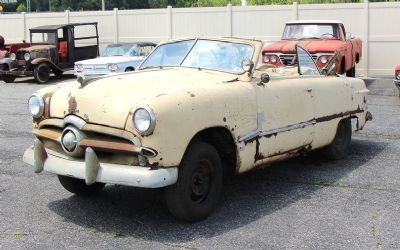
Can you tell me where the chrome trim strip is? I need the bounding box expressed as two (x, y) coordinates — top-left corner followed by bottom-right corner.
(63, 115), (87, 129)
(259, 120), (316, 137)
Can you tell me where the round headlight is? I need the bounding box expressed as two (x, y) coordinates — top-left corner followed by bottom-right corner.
(396, 72), (400, 80)
(320, 56), (328, 64)
(24, 53), (31, 61)
(108, 64), (118, 72)
(74, 64), (83, 72)
(270, 56), (277, 63)
(133, 105), (156, 135)
(10, 53), (16, 61)
(28, 93), (45, 118)
(264, 55), (270, 63)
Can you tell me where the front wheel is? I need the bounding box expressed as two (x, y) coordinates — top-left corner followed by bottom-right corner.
(58, 175), (105, 196)
(346, 66), (356, 77)
(165, 142), (223, 222)
(34, 63), (51, 84)
(323, 118), (352, 160)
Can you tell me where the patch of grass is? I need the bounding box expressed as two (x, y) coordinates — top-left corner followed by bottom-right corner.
(11, 231), (26, 237)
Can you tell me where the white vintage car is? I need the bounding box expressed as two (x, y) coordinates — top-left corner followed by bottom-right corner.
(23, 37), (372, 222)
(74, 42), (156, 76)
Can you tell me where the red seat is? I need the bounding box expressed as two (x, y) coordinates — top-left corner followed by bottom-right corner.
(59, 41), (68, 59)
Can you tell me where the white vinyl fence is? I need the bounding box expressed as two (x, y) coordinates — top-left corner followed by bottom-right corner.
(0, 2), (399, 77)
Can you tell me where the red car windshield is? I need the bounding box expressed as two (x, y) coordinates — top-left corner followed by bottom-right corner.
(282, 24), (341, 40)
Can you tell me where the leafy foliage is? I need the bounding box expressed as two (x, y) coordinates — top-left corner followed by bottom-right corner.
(0, 0), (367, 12)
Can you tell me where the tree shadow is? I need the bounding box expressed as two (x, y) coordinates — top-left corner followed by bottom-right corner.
(48, 138), (387, 244)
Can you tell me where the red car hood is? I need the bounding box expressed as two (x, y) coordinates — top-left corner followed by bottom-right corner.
(263, 39), (345, 54)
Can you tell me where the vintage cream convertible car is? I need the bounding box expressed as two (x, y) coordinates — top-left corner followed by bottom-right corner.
(23, 37), (372, 222)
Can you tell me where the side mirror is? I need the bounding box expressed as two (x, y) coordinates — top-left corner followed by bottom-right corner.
(258, 73), (270, 86)
(345, 32), (352, 40)
(242, 59), (254, 73)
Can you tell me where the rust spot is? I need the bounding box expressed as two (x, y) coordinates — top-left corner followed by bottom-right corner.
(149, 162), (159, 170)
(315, 107), (363, 123)
(254, 138), (263, 162)
(263, 132), (277, 139)
(68, 96), (77, 114)
(83, 114), (89, 122)
(190, 93), (195, 97)
(223, 117), (226, 122)
(231, 128), (234, 132)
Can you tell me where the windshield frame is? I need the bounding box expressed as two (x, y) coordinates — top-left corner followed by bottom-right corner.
(281, 23), (342, 41)
(138, 38), (256, 75)
(30, 31), (58, 45)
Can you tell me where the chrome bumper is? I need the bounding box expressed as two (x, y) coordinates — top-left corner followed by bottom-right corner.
(23, 139), (178, 188)
(394, 80), (400, 89)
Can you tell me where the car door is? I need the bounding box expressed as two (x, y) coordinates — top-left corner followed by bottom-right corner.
(253, 76), (315, 164)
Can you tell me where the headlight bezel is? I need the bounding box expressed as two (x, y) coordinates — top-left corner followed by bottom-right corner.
(24, 52), (31, 61)
(108, 63), (119, 72)
(28, 93), (45, 118)
(10, 53), (16, 61)
(74, 64), (83, 73)
(132, 105), (156, 136)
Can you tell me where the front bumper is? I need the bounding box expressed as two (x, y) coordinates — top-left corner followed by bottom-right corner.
(23, 139), (178, 188)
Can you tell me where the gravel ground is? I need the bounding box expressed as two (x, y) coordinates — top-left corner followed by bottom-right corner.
(0, 75), (399, 249)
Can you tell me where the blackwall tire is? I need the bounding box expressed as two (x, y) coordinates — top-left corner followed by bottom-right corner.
(323, 118), (352, 160)
(57, 175), (105, 196)
(346, 66), (356, 77)
(34, 63), (51, 84)
(165, 142), (223, 222)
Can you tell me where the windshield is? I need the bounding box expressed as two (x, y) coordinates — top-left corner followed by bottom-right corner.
(140, 39), (254, 74)
(31, 32), (56, 44)
(282, 24), (340, 40)
(103, 44), (139, 57)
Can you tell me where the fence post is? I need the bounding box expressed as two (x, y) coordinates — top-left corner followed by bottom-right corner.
(167, 6), (172, 39)
(292, 1), (298, 20)
(22, 12), (27, 42)
(114, 8), (119, 43)
(226, 4), (232, 37)
(65, 10), (70, 24)
(362, 0), (369, 77)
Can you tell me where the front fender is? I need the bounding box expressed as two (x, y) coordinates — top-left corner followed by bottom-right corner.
(125, 81), (257, 168)
(31, 58), (62, 72)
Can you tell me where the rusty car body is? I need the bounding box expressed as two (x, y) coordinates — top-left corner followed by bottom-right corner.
(0, 23), (99, 84)
(23, 37), (371, 222)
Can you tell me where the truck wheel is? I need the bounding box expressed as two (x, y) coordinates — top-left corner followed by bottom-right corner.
(323, 118), (352, 160)
(57, 175), (105, 196)
(165, 142), (223, 222)
(2, 75), (16, 83)
(346, 66), (356, 77)
(34, 63), (51, 84)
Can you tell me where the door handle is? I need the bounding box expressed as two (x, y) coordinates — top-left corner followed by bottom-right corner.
(307, 88), (312, 92)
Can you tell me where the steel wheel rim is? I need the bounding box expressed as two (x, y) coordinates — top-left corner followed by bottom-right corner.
(190, 159), (213, 204)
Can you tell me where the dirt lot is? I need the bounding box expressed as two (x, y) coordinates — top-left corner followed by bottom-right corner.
(0, 74), (399, 249)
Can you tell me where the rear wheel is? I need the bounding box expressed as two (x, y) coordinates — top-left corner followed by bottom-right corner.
(34, 63), (51, 84)
(323, 118), (352, 160)
(165, 142), (223, 222)
(57, 175), (105, 196)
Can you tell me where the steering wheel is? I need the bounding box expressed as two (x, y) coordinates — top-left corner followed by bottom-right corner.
(320, 33), (335, 39)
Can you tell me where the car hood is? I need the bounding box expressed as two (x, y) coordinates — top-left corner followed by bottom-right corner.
(263, 39), (344, 54)
(76, 56), (144, 65)
(49, 68), (238, 129)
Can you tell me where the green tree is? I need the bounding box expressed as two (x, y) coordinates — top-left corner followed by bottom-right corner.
(16, 3), (27, 12)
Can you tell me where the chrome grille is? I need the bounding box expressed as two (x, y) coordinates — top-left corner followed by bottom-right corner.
(278, 54), (318, 65)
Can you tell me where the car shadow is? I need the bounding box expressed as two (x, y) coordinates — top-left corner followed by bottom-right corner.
(48, 138), (386, 244)
(3, 73), (76, 84)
